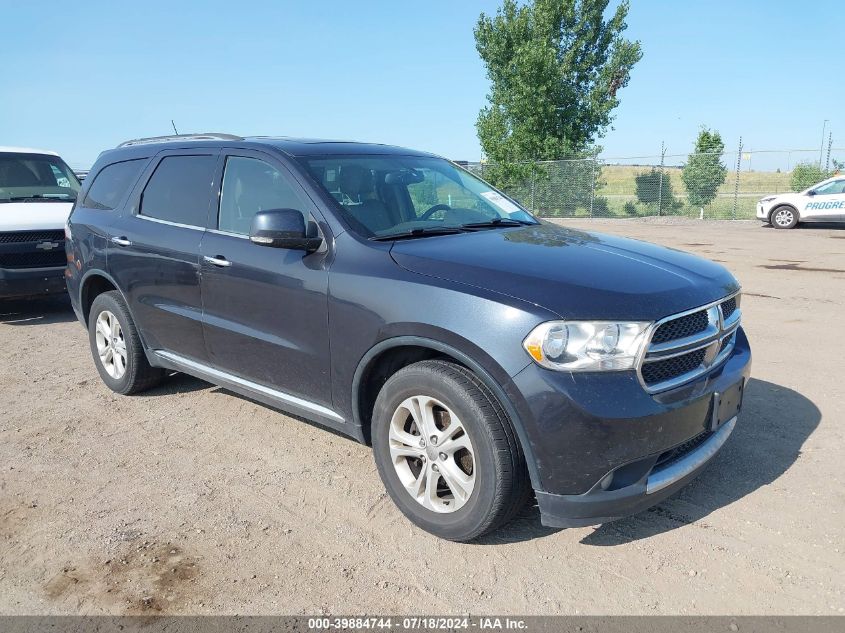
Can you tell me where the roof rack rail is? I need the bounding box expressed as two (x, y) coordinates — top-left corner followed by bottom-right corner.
(117, 133), (242, 148)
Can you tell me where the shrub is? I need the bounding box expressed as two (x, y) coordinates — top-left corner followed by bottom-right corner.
(790, 163), (830, 191)
(635, 168), (680, 213)
(623, 201), (638, 216)
(591, 197), (610, 217)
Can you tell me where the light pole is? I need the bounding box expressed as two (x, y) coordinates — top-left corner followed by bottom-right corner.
(819, 119), (829, 168)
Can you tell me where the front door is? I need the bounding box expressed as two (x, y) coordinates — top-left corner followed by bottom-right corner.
(200, 150), (332, 409)
(108, 151), (219, 362)
(803, 178), (845, 222)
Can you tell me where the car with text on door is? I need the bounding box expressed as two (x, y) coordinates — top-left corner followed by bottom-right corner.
(0, 147), (81, 299)
(757, 175), (845, 228)
(66, 133), (751, 541)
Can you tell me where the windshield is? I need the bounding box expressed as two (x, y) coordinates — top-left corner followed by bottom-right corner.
(0, 153), (81, 203)
(299, 154), (538, 238)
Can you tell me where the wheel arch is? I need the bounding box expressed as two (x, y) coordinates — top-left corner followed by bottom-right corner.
(769, 203), (800, 223)
(352, 335), (542, 489)
(79, 270), (130, 325)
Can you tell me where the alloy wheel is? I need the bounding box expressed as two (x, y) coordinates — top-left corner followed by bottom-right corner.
(774, 208), (794, 227)
(388, 395), (476, 513)
(95, 310), (127, 379)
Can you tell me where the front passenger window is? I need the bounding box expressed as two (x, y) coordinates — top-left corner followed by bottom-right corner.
(219, 157), (308, 235)
(814, 180), (845, 195)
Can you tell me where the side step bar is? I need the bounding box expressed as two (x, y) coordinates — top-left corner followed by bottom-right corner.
(152, 350), (345, 423)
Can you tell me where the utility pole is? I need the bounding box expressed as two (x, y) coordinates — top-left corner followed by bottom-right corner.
(825, 132), (833, 172)
(657, 141), (665, 216)
(819, 120), (829, 167)
(733, 137), (742, 221)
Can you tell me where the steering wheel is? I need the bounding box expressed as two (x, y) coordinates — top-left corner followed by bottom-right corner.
(418, 203), (452, 221)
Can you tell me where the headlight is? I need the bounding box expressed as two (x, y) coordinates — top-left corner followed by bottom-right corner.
(523, 321), (651, 371)
(760, 196), (777, 203)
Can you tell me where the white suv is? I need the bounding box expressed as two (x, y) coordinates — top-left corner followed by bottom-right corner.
(0, 147), (81, 299)
(757, 175), (845, 229)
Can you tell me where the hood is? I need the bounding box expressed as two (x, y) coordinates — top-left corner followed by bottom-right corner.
(0, 201), (74, 232)
(390, 223), (740, 321)
(763, 192), (800, 202)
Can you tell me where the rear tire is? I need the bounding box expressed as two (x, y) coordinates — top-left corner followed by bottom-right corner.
(771, 205), (799, 229)
(371, 359), (531, 541)
(88, 291), (164, 395)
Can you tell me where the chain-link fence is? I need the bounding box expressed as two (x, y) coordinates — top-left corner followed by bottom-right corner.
(465, 145), (844, 219)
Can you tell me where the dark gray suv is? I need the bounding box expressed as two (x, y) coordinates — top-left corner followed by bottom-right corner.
(65, 133), (751, 541)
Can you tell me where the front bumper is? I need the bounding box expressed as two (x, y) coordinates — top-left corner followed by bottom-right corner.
(757, 202), (775, 221)
(509, 327), (752, 528)
(0, 266), (67, 299)
(536, 416), (737, 527)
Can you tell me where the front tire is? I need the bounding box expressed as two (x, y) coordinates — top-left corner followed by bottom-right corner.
(371, 360), (531, 541)
(772, 205), (799, 229)
(88, 291), (164, 395)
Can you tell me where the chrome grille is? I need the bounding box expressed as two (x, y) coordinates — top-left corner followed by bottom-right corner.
(652, 310), (708, 344)
(642, 348), (707, 386)
(639, 293), (741, 393)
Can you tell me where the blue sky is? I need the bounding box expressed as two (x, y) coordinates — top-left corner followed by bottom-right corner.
(1, 0), (842, 170)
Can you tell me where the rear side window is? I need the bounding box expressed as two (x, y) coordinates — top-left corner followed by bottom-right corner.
(81, 159), (146, 210)
(139, 155), (216, 227)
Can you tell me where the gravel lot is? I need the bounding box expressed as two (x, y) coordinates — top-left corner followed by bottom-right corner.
(1, 218), (843, 616)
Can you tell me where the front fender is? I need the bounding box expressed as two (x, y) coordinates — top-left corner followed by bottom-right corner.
(350, 334), (542, 490)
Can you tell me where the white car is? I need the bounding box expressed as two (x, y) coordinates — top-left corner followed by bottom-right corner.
(757, 175), (845, 229)
(0, 147), (81, 299)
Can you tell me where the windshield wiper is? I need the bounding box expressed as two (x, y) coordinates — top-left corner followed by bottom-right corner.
(370, 227), (466, 241)
(460, 218), (535, 230)
(3, 195), (75, 203)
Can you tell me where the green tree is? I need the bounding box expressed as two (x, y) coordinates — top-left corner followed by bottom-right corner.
(682, 127), (727, 209)
(474, 0), (642, 188)
(635, 168), (681, 214)
(790, 162), (831, 191)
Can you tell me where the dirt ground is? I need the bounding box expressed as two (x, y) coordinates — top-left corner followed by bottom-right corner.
(1, 218), (843, 616)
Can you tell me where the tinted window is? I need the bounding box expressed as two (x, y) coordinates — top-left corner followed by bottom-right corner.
(81, 159), (146, 210)
(218, 156), (308, 234)
(140, 155), (216, 226)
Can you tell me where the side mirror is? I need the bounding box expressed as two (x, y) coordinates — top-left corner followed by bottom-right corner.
(807, 190), (816, 196)
(249, 209), (323, 252)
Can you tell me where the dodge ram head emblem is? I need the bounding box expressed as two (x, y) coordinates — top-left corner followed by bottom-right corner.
(35, 241), (60, 251)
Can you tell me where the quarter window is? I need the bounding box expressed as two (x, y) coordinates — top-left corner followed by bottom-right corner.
(81, 159), (146, 210)
(140, 155), (217, 227)
(218, 156), (307, 234)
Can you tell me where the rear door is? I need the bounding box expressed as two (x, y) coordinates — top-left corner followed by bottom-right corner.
(108, 150), (219, 362)
(68, 157), (151, 305)
(199, 149), (333, 408)
(803, 178), (845, 222)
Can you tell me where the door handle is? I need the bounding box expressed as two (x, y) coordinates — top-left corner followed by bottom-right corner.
(203, 255), (232, 268)
(111, 236), (132, 247)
